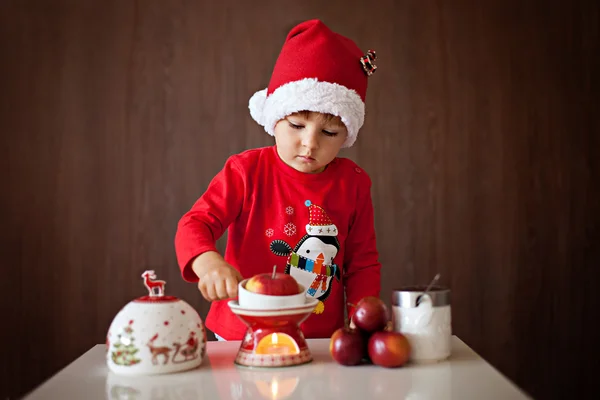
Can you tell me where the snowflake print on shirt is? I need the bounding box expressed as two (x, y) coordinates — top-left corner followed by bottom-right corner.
(286, 206), (294, 215)
(283, 223), (297, 236)
(265, 228), (274, 237)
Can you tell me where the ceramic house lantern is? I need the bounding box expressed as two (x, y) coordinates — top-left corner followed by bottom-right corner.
(106, 270), (207, 375)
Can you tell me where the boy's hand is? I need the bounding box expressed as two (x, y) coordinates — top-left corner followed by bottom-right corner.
(191, 251), (243, 301)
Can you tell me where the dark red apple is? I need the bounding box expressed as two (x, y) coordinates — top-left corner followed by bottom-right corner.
(329, 327), (366, 366)
(351, 296), (389, 333)
(368, 331), (411, 368)
(245, 266), (300, 296)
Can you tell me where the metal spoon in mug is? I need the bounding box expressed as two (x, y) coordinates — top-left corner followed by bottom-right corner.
(416, 273), (441, 306)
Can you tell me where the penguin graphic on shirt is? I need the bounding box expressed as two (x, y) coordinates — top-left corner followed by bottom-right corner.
(270, 200), (341, 314)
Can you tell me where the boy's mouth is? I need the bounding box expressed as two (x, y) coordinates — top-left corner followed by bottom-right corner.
(297, 155), (316, 162)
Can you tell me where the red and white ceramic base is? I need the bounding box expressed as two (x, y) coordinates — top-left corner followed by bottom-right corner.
(228, 298), (319, 368)
(235, 348), (313, 367)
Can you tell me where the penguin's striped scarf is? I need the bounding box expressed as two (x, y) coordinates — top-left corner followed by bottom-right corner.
(287, 252), (338, 277)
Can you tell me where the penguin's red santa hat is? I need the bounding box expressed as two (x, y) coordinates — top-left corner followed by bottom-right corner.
(304, 200), (338, 236)
(249, 19), (377, 148)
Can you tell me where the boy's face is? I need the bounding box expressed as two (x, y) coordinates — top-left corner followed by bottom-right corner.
(273, 111), (348, 174)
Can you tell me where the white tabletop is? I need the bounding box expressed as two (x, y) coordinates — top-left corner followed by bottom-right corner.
(24, 336), (530, 399)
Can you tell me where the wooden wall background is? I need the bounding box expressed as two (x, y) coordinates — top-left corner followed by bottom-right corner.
(1, 0), (597, 398)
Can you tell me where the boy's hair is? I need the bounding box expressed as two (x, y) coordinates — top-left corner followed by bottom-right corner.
(291, 111), (346, 129)
(249, 19), (377, 148)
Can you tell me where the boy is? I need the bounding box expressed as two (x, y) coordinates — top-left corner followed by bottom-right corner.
(175, 19), (381, 340)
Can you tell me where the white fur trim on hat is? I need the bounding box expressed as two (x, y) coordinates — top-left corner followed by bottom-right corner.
(305, 223), (338, 236)
(248, 78), (365, 148)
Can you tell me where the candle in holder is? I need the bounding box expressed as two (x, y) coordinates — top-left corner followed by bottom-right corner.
(256, 333), (300, 355)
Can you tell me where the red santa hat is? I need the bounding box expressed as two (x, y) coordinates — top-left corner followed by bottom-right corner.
(304, 200), (338, 236)
(249, 19), (377, 148)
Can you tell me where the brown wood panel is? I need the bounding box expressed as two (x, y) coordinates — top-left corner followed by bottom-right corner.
(1, 0), (598, 398)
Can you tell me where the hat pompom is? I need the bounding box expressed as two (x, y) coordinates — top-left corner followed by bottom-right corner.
(249, 88), (268, 126)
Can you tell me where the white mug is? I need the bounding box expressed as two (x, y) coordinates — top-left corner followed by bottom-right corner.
(392, 286), (452, 363)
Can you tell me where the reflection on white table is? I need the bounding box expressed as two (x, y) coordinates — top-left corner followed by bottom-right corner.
(23, 336), (531, 399)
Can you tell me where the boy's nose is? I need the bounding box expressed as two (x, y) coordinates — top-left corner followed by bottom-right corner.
(301, 129), (319, 150)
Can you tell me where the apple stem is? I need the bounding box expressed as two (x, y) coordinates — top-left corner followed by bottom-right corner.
(385, 320), (392, 331)
(272, 265), (277, 279)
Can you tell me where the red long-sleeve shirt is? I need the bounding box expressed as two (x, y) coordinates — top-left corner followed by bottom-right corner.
(175, 145), (381, 339)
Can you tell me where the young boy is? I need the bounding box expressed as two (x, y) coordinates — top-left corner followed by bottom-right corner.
(174, 19), (381, 340)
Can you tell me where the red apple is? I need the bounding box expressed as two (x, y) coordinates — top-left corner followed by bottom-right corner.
(329, 327), (366, 366)
(245, 266), (300, 296)
(351, 296), (389, 333)
(367, 331), (411, 368)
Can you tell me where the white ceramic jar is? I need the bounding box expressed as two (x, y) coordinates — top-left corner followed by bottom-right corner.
(106, 270), (207, 375)
(392, 286), (452, 363)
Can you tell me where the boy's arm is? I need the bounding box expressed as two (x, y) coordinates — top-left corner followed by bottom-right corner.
(343, 173), (382, 318)
(175, 156), (245, 282)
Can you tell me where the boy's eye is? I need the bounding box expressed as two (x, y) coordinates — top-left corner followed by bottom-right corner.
(288, 122), (303, 129)
(322, 130), (338, 137)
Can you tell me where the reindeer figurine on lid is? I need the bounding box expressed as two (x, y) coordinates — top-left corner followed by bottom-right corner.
(141, 270), (166, 297)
